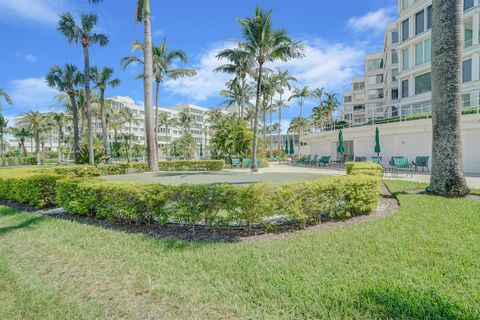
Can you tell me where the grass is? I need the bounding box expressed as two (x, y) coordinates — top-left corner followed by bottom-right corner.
(1, 180), (480, 319)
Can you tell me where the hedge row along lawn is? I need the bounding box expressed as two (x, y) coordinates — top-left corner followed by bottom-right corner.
(0, 180), (478, 319)
(0, 163), (382, 231)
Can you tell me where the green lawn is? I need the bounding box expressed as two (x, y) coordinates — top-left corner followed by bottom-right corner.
(1, 180), (479, 319)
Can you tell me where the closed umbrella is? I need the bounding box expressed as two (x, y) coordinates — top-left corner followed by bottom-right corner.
(289, 139), (295, 155)
(284, 138), (289, 154)
(199, 142), (203, 158)
(374, 127), (381, 157)
(337, 129), (345, 154)
(173, 143), (177, 159)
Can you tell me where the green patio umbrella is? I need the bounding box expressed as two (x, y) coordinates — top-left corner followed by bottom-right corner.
(173, 143), (177, 159)
(374, 127), (381, 157)
(199, 142), (203, 158)
(337, 129), (345, 154)
(289, 139), (295, 155)
(284, 138), (289, 154)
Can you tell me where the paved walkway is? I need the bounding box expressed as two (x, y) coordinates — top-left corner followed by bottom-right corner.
(383, 171), (480, 189)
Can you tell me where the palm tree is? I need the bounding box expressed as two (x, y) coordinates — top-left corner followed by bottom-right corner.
(289, 86), (313, 119)
(90, 66), (120, 159)
(0, 89), (12, 113)
(288, 117), (309, 156)
(322, 92), (339, 128)
(46, 64), (84, 161)
(178, 111), (194, 136)
(122, 39), (196, 155)
(17, 112), (48, 164)
(239, 6), (305, 172)
(274, 70), (296, 149)
(58, 12), (108, 165)
(215, 47), (255, 118)
(0, 115), (8, 159)
(427, 0), (469, 197)
(51, 112), (67, 163)
(157, 112), (178, 158)
(10, 127), (30, 156)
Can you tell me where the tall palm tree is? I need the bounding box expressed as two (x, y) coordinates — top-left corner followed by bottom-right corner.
(274, 69), (296, 149)
(122, 39), (196, 154)
(178, 111), (194, 136)
(17, 112), (48, 164)
(289, 86), (313, 119)
(51, 112), (67, 163)
(157, 112), (178, 158)
(10, 127), (31, 156)
(215, 47), (255, 118)
(58, 12), (108, 165)
(0, 89), (12, 113)
(288, 117), (309, 156)
(239, 6), (305, 172)
(322, 92), (340, 129)
(46, 64), (84, 161)
(0, 115), (8, 159)
(427, 0), (469, 197)
(90, 66), (120, 159)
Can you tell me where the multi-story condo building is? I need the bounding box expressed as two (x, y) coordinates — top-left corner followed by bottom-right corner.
(343, 0), (480, 125)
(303, 0), (480, 173)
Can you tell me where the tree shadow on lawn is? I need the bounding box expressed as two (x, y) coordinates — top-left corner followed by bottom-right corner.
(0, 216), (46, 236)
(356, 286), (477, 319)
(152, 171), (239, 178)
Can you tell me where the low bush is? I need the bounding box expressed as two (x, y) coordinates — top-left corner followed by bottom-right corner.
(158, 160), (224, 171)
(346, 162), (383, 177)
(0, 156), (36, 167)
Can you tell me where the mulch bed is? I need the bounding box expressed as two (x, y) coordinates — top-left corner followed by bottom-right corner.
(1, 184), (400, 243)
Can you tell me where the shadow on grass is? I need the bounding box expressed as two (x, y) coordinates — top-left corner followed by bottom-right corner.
(0, 216), (46, 236)
(357, 287), (477, 320)
(152, 171), (237, 178)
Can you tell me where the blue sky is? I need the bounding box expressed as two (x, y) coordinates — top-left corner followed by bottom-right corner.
(0, 0), (398, 128)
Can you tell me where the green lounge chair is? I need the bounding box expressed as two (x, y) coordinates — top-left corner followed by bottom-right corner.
(412, 156), (429, 172)
(292, 155), (305, 166)
(308, 155), (318, 166)
(300, 155), (311, 166)
(319, 156), (331, 166)
(231, 158), (241, 168)
(370, 156), (382, 165)
(242, 158), (252, 168)
(355, 156), (367, 162)
(392, 157), (413, 177)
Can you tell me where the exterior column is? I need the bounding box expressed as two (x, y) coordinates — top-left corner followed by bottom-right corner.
(472, 53), (480, 81)
(473, 14), (479, 45)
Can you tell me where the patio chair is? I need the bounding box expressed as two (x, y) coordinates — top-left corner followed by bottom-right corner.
(300, 155), (312, 166)
(292, 155), (305, 166)
(370, 156), (383, 166)
(256, 158), (262, 167)
(308, 155), (318, 167)
(242, 158), (252, 168)
(412, 156), (429, 172)
(392, 157), (413, 177)
(231, 158), (241, 168)
(319, 156), (331, 167)
(355, 156), (367, 162)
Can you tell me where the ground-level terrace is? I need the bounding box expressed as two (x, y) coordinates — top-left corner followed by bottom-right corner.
(301, 114), (480, 174)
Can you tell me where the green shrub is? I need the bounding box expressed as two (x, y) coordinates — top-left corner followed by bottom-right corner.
(340, 175), (381, 215)
(158, 160), (224, 171)
(0, 156), (36, 166)
(0, 173), (61, 208)
(53, 166), (103, 177)
(234, 183), (275, 231)
(346, 162), (383, 177)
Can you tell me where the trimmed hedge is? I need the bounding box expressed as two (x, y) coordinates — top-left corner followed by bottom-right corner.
(346, 162), (384, 177)
(0, 156), (36, 167)
(158, 160), (225, 171)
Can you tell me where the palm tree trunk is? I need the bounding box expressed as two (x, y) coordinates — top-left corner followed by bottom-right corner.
(263, 106), (267, 155)
(427, 0), (469, 196)
(269, 95), (273, 154)
(68, 93), (80, 162)
(165, 124), (169, 158)
(251, 62), (263, 172)
(278, 93), (283, 151)
(57, 126), (62, 164)
(240, 77), (246, 119)
(35, 131), (41, 165)
(100, 88), (108, 161)
(0, 133), (3, 159)
(83, 44), (94, 165)
(155, 80), (160, 158)
(143, 3), (159, 172)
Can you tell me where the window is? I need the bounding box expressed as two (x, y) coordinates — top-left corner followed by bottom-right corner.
(465, 0), (474, 11)
(462, 93), (471, 108)
(353, 105), (365, 111)
(415, 10), (425, 35)
(367, 59), (383, 71)
(402, 0), (409, 11)
(344, 96), (352, 103)
(402, 79), (409, 98)
(465, 29), (473, 48)
(463, 59), (472, 82)
(415, 43), (424, 66)
(427, 6), (432, 29)
(392, 50), (398, 64)
(353, 82), (365, 91)
(353, 93), (365, 101)
(424, 39), (431, 63)
(415, 73), (431, 94)
(402, 19), (409, 41)
(391, 88), (399, 100)
(368, 89), (383, 100)
(403, 48), (409, 70)
(392, 31), (399, 44)
(367, 74), (383, 85)
(392, 68), (399, 81)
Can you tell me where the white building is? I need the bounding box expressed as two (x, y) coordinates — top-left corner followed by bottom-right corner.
(303, 0), (480, 173)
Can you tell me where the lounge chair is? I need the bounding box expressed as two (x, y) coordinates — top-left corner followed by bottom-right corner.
(370, 156), (382, 165)
(231, 158), (241, 168)
(300, 155), (312, 166)
(391, 157), (413, 177)
(319, 156), (331, 167)
(355, 156), (367, 162)
(308, 155), (318, 167)
(412, 156), (429, 172)
(242, 158), (252, 168)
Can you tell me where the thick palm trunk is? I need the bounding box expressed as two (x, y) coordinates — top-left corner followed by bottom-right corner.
(83, 44), (94, 165)
(143, 8), (159, 172)
(100, 89), (108, 160)
(68, 93), (80, 162)
(428, 0), (469, 196)
(251, 62), (263, 172)
(155, 81), (160, 158)
(263, 107), (267, 155)
(240, 77), (246, 119)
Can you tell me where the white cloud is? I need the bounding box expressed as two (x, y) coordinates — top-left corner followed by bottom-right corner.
(7, 78), (59, 114)
(16, 53), (37, 63)
(163, 41), (236, 102)
(0, 0), (69, 25)
(347, 7), (397, 34)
